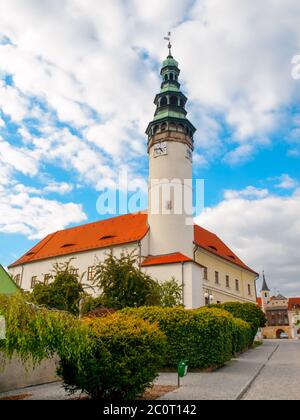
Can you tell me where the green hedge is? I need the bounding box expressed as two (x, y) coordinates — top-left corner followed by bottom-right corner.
(122, 306), (241, 369)
(0, 295), (166, 400)
(58, 313), (167, 400)
(209, 302), (266, 339)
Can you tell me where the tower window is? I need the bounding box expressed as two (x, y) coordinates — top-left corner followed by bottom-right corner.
(164, 74), (168, 81)
(160, 96), (167, 107)
(161, 123), (167, 131)
(170, 73), (174, 81)
(170, 96), (177, 106)
(178, 124), (184, 132)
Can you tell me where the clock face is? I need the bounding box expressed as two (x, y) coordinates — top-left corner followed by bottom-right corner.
(153, 142), (167, 157)
(186, 147), (192, 162)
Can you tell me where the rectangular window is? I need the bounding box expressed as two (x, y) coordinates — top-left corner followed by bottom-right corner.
(44, 274), (51, 286)
(235, 279), (240, 291)
(15, 274), (21, 287)
(226, 275), (230, 288)
(203, 267), (208, 281)
(31, 276), (37, 289)
(215, 271), (219, 285)
(87, 266), (95, 282)
(248, 284), (251, 295)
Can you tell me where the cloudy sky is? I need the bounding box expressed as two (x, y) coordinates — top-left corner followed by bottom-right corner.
(0, 0), (300, 296)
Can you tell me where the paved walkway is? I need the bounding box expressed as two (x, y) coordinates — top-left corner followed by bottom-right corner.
(156, 340), (300, 400)
(1, 340), (299, 400)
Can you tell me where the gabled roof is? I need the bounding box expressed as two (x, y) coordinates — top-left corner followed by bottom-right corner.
(0, 264), (18, 295)
(194, 225), (258, 275)
(141, 253), (193, 267)
(272, 294), (287, 301)
(9, 213), (149, 268)
(9, 212), (257, 275)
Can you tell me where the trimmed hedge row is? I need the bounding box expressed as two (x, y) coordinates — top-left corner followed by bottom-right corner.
(121, 306), (253, 369)
(209, 302), (266, 340)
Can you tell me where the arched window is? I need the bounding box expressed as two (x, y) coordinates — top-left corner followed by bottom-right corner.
(178, 124), (184, 132)
(169, 73), (174, 81)
(161, 123), (167, 131)
(164, 74), (168, 82)
(169, 123), (177, 131)
(170, 96), (177, 106)
(179, 99), (184, 107)
(153, 125), (159, 134)
(160, 96), (167, 107)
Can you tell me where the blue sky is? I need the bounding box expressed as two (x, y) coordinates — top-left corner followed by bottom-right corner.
(0, 0), (300, 295)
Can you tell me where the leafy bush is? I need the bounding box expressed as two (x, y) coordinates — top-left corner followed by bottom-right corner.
(0, 293), (91, 369)
(121, 306), (236, 369)
(0, 295), (166, 400)
(58, 313), (166, 400)
(93, 252), (161, 309)
(158, 277), (183, 308)
(31, 260), (85, 315)
(209, 302), (266, 339)
(231, 318), (253, 354)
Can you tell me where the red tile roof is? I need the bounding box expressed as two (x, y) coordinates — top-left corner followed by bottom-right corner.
(288, 298), (300, 311)
(9, 212), (257, 275)
(194, 225), (258, 275)
(9, 212), (149, 267)
(141, 253), (193, 267)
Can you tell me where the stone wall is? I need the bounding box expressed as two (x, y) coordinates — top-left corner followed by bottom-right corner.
(262, 326), (292, 339)
(0, 354), (58, 393)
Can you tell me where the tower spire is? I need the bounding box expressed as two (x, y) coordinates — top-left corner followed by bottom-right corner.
(164, 32), (173, 58)
(261, 271), (270, 292)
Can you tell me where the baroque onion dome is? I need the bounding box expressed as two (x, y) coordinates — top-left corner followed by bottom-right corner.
(146, 51), (196, 152)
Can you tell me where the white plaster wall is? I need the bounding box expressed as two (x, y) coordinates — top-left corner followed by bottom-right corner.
(148, 141), (194, 258)
(142, 262), (204, 309)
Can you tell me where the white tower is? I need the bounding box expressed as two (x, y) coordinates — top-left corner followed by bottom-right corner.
(146, 47), (196, 259)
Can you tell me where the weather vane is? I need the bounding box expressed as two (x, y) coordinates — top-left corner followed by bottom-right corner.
(164, 32), (172, 56)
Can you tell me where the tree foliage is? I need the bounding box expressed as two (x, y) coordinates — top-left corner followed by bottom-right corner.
(158, 277), (183, 308)
(92, 252), (161, 309)
(31, 260), (85, 315)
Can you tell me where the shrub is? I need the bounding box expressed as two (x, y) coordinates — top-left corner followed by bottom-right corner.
(0, 293), (91, 369)
(0, 295), (166, 400)
(158, 277), (183, 308)
(58, 313), (166, 400)
(209, 302), (266, 339)
(93, 252), (161, 309)
(121, 306), (236, 369)
(31, 260), (85, 315)
(231, 318), (253, 354)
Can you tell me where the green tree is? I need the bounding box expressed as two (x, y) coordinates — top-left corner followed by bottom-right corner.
(158, 277), (183, 308)
(93, 252), (160, 309)
(31, 260), (85, 315)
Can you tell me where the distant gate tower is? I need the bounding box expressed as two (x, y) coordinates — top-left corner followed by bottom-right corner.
(146, 41), (196, 258)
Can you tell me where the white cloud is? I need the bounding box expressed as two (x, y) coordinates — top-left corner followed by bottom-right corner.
(275, 174), (298, 190)
(44, 182), (73, 195)
(0, 182), (87, 240)
(196, 187), (300, 296)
